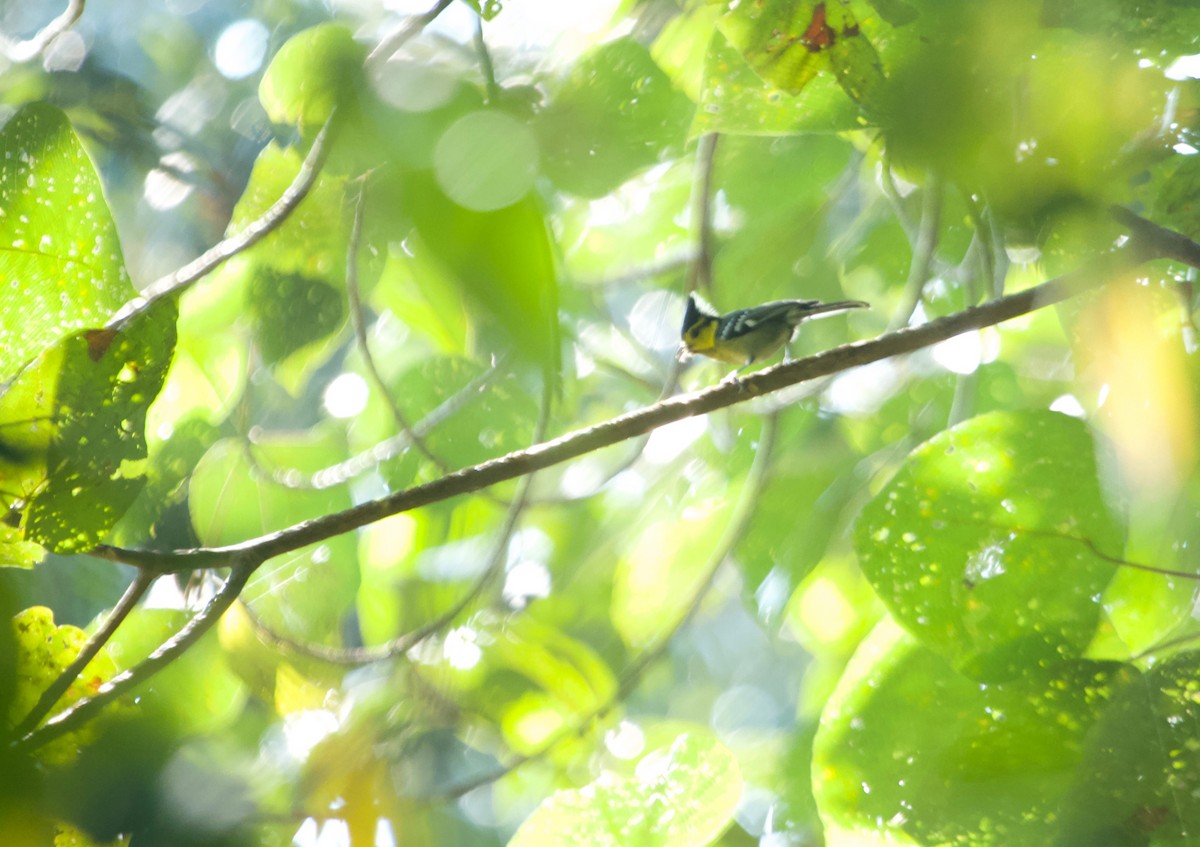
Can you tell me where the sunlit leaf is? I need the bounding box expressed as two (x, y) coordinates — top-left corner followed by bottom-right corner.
(1057, 649), (1200, 843)
(2, 297), (177, 554)
(855, 411), (1124, 680)
(535, 37), (693, 198)
(11, 606), (119, 764)
(694, 29), (861, 136)
(400, 173), (561, 388)
(0, 104), (133, 383)
(716, 0), (885, 113)
(108, 416), (220, 549)
(509, 732), (742, 847)
(813, 617), (1133, 847)
(259, 23), (366, 133)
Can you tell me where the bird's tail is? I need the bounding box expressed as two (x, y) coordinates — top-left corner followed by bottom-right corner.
(794, 299), (870, 321)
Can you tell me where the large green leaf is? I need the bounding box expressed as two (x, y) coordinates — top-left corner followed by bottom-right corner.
(400, 173), (561, 389)
(1057, 649), (1200, 844)
(535, 37), (693, 198)
(694, 28), (862, 137)
(0, 103), (133, 383)
(813, 617), (1133, 847)
(509, 732), (742, 847)
(855, 411), (1124, 680)
(0, 297), (177, 557)
(259, 23), (366, 134)
(215, 142), (352, 390)
(716, 0), (886, 114)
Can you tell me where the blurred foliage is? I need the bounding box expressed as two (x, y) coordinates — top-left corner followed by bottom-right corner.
(0, 1), (1197, 846)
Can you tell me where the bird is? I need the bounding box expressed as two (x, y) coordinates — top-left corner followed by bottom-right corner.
(679, 291), (868, 374)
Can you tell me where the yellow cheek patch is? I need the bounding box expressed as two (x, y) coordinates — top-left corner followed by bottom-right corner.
(684, 321), (717, 352)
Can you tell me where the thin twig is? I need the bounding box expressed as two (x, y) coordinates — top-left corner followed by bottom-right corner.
(575, 253), (696, 289)
(107, 114), (338, 328)
(241, 379), (552, 664)
(0, 0), (84, 62)
(344, 184), (453, 476)
(473, 15), (500, 104)
(684, 133), (720, 295)
(251, 356), (504, 490)
(888, 173), (943, 331)
(878, 152), (917, 244)
(1133, 629), (1200, 662)
(86, 212), (1200, 578)
(244, 453), (533, 665)
(12, 568), (153, 737)
(950, 519), (1200, 582)
(367, 0), (456, 68)
(16, 562), (253, 753)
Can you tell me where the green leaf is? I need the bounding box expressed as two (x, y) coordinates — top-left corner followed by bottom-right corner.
(855, 411), (1124, 680)
(108, 416), (220, 549)
(258, 23), (366, 132)
(0, 297), (177, 555)
(188, 432), (358, 642)
(484, 617), (617, 754)
(696, 26), (863, 136)
(0, 103), (134, 383)
(11, 605), (120, 763)
(508, 732), (742, 847)
(535, 37), (694, 198)
(226, 142), (352, 289)
(611, 505), (727, 649)
(247, 269), (345, 366)
(215, 142), (353, 389)
(1057, 649), (1200, 844)
(434, 110), (539, 212)
(459, 0), (504, 21)
(715, 0), (885, 114)
(813, 617), (1133, 847)
(400, 173), (561, 388)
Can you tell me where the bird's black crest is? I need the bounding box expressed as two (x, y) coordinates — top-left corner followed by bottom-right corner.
(683, 292), (719, 332)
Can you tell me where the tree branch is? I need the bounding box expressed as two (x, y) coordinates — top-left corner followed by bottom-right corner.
(367, 0), (456, 68)
(11, 568), (153, 737)
(0, 0), (84, 62)
(242, 396), (548, 665)
(15, 562), (253, 753)
(888, 173), (942, 331)
(88, 212), (1197, 579)
(249, 355), (504, 491)
(107, 114), (337, 328)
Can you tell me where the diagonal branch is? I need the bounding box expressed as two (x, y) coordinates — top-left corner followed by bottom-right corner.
(12, 568), (153, 737)
(107, 114), (338, 328)
(242, 391), (549, 665)
(88, 212), (1200, 580)
(16, 562), (253, 753)
(0, 0), (84, 62)
(367, 0), (456, 68)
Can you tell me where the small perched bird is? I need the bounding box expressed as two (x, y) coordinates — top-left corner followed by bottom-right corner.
(680, 291), (869, 371)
